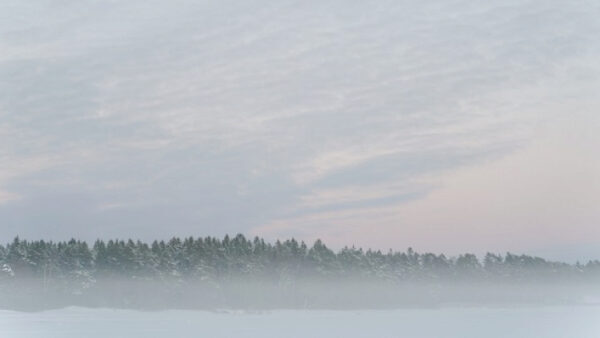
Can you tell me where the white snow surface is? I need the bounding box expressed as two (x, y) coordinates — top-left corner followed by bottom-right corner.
(0, 306), (599, 338)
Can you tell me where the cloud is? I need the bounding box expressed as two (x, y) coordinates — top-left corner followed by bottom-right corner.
(0, 0), (598, 260)
(256, 109), (600, 255)
(0, 190), (19, 205)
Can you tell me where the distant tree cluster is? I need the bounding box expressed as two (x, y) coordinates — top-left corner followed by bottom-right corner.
(2, 235), (598, 285)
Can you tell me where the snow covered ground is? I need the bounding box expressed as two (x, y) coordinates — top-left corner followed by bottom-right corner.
(1, 306), (598, 338)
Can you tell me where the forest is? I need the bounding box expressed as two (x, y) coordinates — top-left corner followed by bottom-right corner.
(1, 235), (599, 310)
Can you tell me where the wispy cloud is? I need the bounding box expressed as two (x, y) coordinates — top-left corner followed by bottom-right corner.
(0, 0), (599, 259)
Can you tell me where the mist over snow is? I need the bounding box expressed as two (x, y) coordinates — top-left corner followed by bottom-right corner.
(1, 0), (600, 261)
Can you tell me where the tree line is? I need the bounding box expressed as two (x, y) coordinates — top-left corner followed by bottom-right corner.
(2, 234), (598, 283)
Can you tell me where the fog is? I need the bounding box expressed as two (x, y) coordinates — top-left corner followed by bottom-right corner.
(3, 277), (600, 311)
(3, 274), (600, 336)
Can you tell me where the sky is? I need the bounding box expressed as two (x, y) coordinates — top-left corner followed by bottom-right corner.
(1, 0), (599, 262)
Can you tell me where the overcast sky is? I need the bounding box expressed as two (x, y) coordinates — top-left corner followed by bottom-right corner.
(1, 0), (599, 262)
